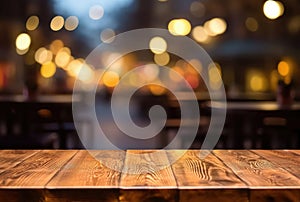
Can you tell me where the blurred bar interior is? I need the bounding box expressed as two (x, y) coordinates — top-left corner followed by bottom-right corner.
(0, 0), (300, 149)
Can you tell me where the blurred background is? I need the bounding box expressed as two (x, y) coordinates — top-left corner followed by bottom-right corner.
(0, 0), (300, 150)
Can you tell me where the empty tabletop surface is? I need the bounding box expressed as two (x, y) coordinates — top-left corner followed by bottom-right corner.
(0, 150), (300, 202)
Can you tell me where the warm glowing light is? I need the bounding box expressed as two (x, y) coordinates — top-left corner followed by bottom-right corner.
(189, 59), (203, 73)
(277, 61), (290, 77)
(154, 52), (170, 66)
(67, 59), (83, 77)
(35, 47), (53, 64)
(158, 0), (168, 2)
(15, 33), (31, 51)
(192, 26), (209, 43)
(16, 47), (29, 55)
(26, 16), (39, 31)
(250, 76), (264, 91)
(40, 61), (56, 78)
(263, 0), (284, 20)
(208, 63), (222, 90)
(169, 66), (184, 82)
(204, 18), (227, 36)
(149, 37), (167, 54)
(78, 63), (94, 82)
(245, 17), (258, 32)
(65, 16), (79, 31)
(190, 1), (205, 18)
(89, 5), (104, 20)
(100, 28), (115, 43)
(50, 16), (64, 31)
(103, 71), (119, 87)
(55, 48), (71, 68)
(168, 19), (191, 36)
(50, 40), (64, 55)
(149, 84), (166, 95)
(143, 64), (160, 82)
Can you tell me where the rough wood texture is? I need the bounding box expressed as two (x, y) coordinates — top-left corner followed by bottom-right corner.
(213, 150), (300, 187)
(0, 150), (77, 188)
(47, 150), (124, 188)
(252, 150), (300, 179)
(0, 150), (39, 171)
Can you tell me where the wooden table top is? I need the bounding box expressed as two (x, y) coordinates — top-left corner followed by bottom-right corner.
(0, 150), (300, 202)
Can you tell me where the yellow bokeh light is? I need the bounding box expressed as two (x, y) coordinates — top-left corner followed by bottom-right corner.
(149, 37), (167, 54)
(50, 40), (64, 55)
(67, 59), (83, 77)
(149, 84), (166, 95)
(35, 47), (53, 64)
(204, 18), (227, 36)
(192, 26), (209, 43)
(168, 18), (191, 36)
(15, 33), (31, 51)
(263, 0), (284, 20)
(103, 71), (119, 88)
(50, 16), (64, 31)
(64, 16), (79, 31)
(40, 61), (56, 78)
(100, 28), (115, 43)
(55, 48), (71, 68)
(208, 63), (222, 90)
(16, 47), (29, 55)
(89, 5), (104, 20)
(250, 76), (264, 91)
(26, 16), (39, 31)
(245, 17), (258, 32)
(277, 61), (290, 77)
(154, 52), (170, 66)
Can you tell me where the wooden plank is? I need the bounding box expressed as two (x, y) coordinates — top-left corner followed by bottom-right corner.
(0, 190), (44, 202)
(0, 150), (39, 171)
(252, 150), (300, 179)
(167, 150), (248, 202)
(213, 150), (300, 188)
(47, 150), (125, 188)
(0, 150), (77, 188)
(120, 150), (177, 202)
(167, 150), (247, 188)
(120, 150), (177, 188)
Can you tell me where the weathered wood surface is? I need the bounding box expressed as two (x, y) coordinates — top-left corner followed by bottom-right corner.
(0, 150), (299, 202)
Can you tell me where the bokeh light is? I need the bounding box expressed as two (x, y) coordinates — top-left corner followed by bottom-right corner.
(245, 17), (259, 32)
(263, 0), (284, 20)
(26, 16), (39, 31)
(192, 26), (209, 43)
(55, 47), (71, 68)
(143, 64), (160, 82)
(64, 16), (79, 31)
(149, 37), (167, 54)
(89, 5), (104, 20)
(100, 28), (115, 43)
(204, 18), (227, 36)
(277, 61), (290, 77)
(15, 33), (31, 51)
(50, 40), (64, 55)
(208, 63), (222, 90)
(50, 16), (64, 31)
(154, 52), (170, 66)
(40, 61), (56, 78)
(168, 18), (191, 36)
(35, 47), (53, 64)
(103, 71), (120, 87)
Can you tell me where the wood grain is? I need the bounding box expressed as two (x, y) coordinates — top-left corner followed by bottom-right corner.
(168, 150), (248, 202)
(47, 150), (125, 188)
(167, 150), (246, 188)
(0, 150), (39, 171)
(250, 189), (300, 202)
(0, 150), (76, 188)
(120, 150), (177, 202)
(213, 150), (300, 188)
(252, 150), (300, 179)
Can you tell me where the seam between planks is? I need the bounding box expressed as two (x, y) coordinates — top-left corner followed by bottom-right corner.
(44, 150), (79, 189)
